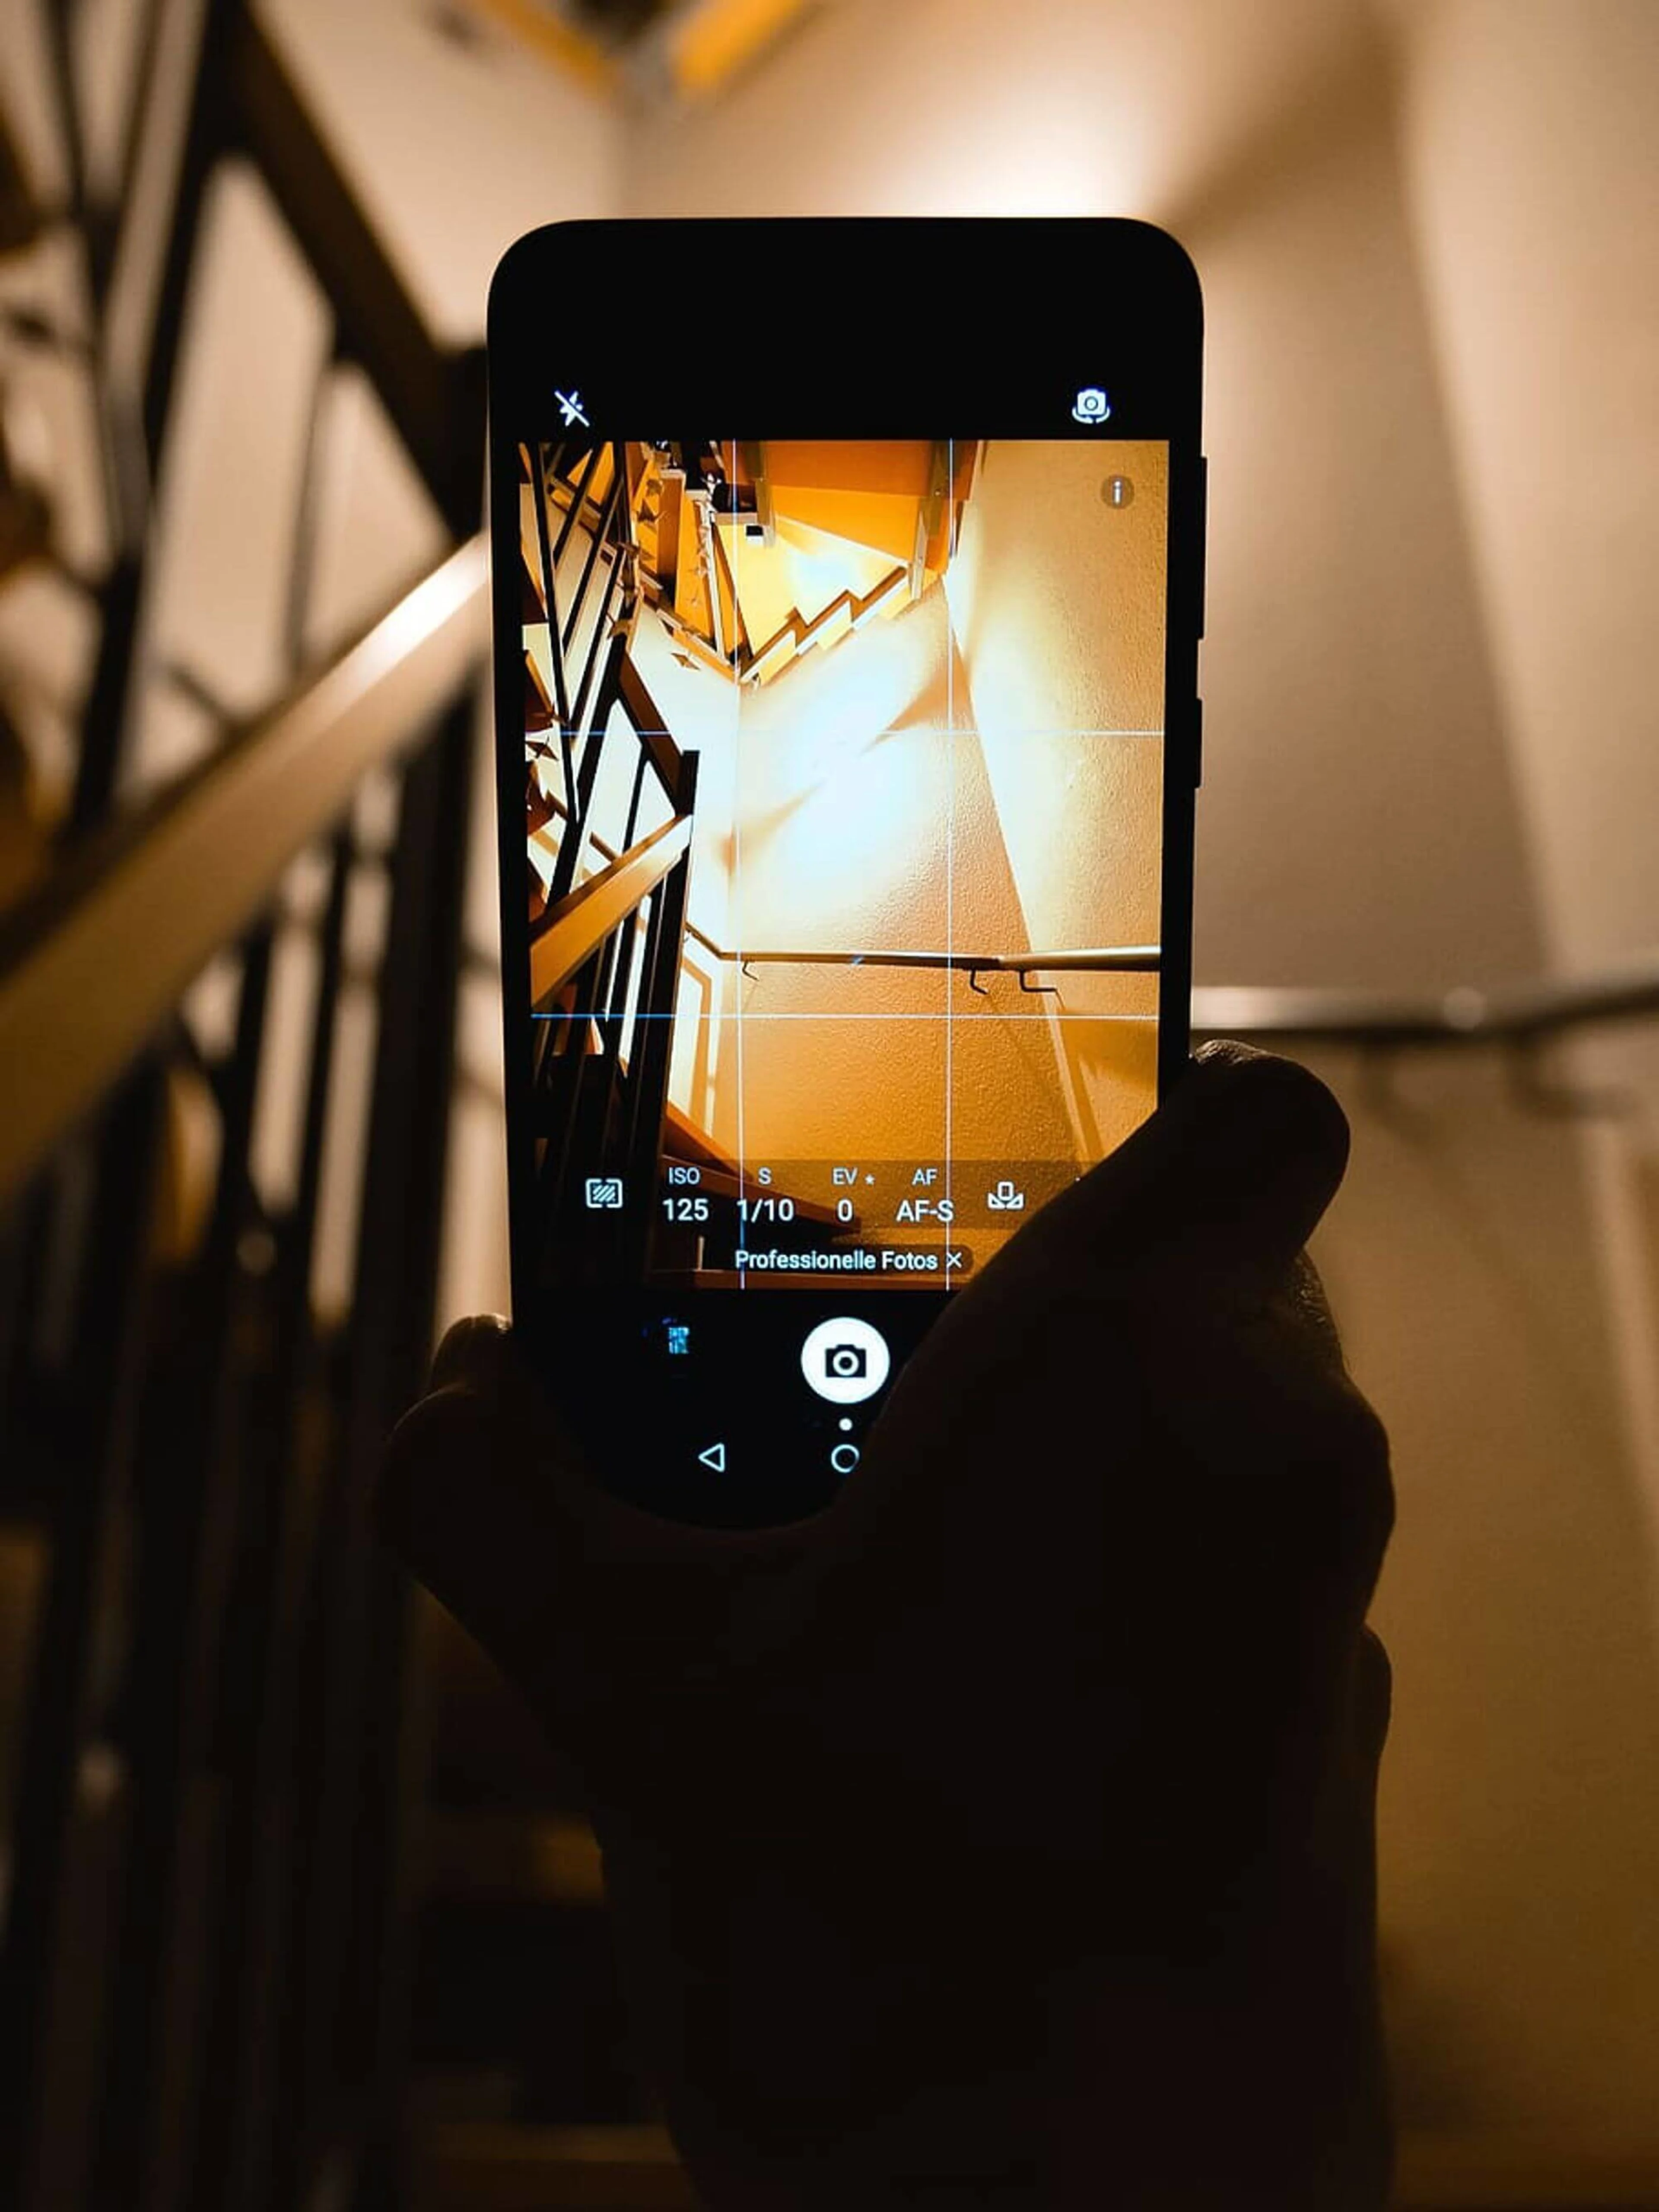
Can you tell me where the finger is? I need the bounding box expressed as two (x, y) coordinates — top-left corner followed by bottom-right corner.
(379, 1323), (816, 1708)
(429, 1311), (515, 1394)
(965, 1044), (1351, 1313)
(377, 1379), (572, 1704)
(1133, 1288), (1397, 1639)
(1352, 1626), (1393, 1772)
(1274, 1250), (1348, 1378)
(860, 1048), (1352, 1493)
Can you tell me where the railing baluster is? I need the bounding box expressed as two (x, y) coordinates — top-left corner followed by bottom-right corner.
(533, 949), (607, 1287)
(623, 878), (688, 1283)
(569, 554), (626, 740)
(188, 832), (350, 2212)
(532, 440), (572, 731)
(621, 748), (648, 856)
(68, 0), (234, 834)
(620, 757), (699, 1280)
(0, 1069), (164, 2212)
(274, 688), (474, 2209)
(551, 440), (606, 571)
(553, 646), (628, 907)
(599, 878), (650, 1170)
(561, 461), (625, 655)
(88, 927), (274, 2212)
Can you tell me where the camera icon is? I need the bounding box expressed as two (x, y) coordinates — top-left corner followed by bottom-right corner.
(801, 1317), (890, 1405)
(1071, 385), (1111, 425)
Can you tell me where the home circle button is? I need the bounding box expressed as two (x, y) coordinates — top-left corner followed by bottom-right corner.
(800, 1316), (890, 1405)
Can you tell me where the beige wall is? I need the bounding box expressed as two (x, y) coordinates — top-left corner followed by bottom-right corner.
(1319, 1050), (1659, 2136)
(696, 589), (1081, 1242)
(1388, 0), (1659, 983)
(269, 0), (620, 346)
(1387, 0), (1659, 1628)
(947, 440), (1168, 740)
(946, 439), (1166, 1158)
(626, 0), (1659, 2152)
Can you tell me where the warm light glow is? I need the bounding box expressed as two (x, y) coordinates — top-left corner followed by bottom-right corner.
(667, 0), (813, 99)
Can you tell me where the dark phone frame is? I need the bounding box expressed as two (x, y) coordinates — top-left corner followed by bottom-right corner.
(487, 217), (1203, 1519)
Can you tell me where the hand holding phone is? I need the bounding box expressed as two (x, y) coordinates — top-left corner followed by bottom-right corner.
(381, 1048), (1395, 2210)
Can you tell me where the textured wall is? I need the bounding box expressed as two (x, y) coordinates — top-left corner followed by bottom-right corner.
(628, 0), (1659, 2149)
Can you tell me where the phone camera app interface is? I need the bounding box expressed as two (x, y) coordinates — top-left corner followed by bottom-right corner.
(518, 437), (1168, 1305)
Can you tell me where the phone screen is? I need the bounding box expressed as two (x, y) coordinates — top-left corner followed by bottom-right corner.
(494, 224), (1199, 1524)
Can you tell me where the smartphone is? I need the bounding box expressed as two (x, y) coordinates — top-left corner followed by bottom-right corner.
(487, 218), (1203, 1527)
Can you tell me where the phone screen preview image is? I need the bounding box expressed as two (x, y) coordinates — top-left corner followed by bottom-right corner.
(513, 430), (1176, 1516)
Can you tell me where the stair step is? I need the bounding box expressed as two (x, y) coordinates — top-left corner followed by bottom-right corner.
(661, 1103), (729, 1171)
(410, 2118), (1659, 2212)
(420, 1592), (581, 1810)
(424, 1810), (605, 1906)
(412, 2123), (693, 2212)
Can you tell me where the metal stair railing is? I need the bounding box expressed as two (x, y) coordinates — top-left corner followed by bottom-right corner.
(0, 541), (488, 1207)
(522, 445), (704, 1288)
(0, 6), (488, 2211)
(1192, 951), (1659, 1050)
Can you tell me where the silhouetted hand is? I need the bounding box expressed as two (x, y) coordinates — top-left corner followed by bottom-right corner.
(379, 1044), (1394, 2210)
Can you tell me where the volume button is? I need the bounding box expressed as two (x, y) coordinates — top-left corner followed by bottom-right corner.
(1193, 697), (1203, 787)
(1195, 455), (1208, 640)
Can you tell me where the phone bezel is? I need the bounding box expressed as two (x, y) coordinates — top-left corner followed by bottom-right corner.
(487, 217), (1202, 1518)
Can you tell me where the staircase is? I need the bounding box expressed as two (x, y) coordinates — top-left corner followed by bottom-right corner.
(617, 441), (973, 687)
(405, 1600), (696, 2210)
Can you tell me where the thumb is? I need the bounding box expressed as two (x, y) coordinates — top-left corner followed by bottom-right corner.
(377, 1317), (815, 1721)
(960, 1041), (1351, 1312)
(377, 1364), (572, 1707)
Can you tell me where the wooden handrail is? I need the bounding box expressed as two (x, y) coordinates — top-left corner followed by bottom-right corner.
(529, 813), (692, 1009)
(680, 929), (1659, 1049)
(1191, 949), (1659, 1048)
(683, 935), (1162, 977)
(0, 538), (489, 1205)
(615, 658), (686, 804)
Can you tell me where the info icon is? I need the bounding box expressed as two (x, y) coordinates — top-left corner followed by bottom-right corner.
(800, 1316), (890, 1406)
